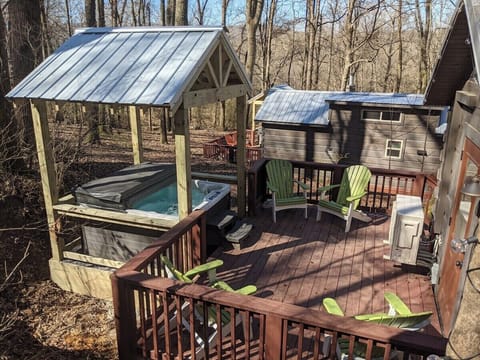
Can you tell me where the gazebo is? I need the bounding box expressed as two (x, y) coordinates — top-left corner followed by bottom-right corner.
(6, 26), (252, 298)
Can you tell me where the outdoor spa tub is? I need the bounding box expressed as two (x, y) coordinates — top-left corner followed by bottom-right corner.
(73, 162), (231, 261)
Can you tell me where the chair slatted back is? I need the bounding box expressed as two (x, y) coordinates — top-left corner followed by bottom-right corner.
(336, 165), (371, 209)
(266, 159), (294, 200)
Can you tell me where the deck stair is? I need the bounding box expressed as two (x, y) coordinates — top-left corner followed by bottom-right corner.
(207, 210), (253, 249)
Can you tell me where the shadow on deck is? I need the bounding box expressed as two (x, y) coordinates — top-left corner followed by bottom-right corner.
(212, 206), (442, 338)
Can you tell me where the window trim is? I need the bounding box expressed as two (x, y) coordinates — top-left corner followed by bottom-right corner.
(361, 109), (403, 123)
(385, 139), (404, 160)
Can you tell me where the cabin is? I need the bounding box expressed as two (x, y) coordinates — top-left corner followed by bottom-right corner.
(6, 26), (252, 299)
(423, 0), (480, 357)
(256, 89), (448, 174)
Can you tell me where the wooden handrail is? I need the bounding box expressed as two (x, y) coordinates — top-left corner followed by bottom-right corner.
(112, 272), (447, 359)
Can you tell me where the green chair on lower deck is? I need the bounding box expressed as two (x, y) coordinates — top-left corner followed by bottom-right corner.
(160, 256), (256, 359)
(322, 296), (432, 359)
(266, 159), (308, 223)
(316, 165), (372, 232)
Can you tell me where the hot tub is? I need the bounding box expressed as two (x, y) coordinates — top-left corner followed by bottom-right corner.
(74, 163), (231, 261)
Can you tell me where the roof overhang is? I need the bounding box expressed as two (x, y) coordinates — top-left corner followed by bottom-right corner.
(424, 2), (474, 106)
(6, 27), (252, 114)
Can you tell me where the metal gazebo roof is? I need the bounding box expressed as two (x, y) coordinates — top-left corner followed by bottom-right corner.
(6, 26), (252, 111)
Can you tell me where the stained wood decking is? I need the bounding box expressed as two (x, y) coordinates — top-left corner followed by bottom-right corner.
(212, 206), (442, 337)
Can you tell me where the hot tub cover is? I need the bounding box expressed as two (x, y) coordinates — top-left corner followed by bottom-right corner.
(74, 162), (175, 210)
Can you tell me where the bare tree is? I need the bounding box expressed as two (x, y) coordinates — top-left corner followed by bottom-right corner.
(0, 6), (17, 171)
(260, 0), (277, 90)
(245, 0), (265, 83)
(414, 0), (431, 92)
(394, 0), (403, 92)
(166, 0), (175, 24)
(8, 0), (43, 168)
(175, 0), (188, 24)
(340, 0), (382, 91)
(97, 0), (105, 26)
(65, 0), (73, 35)
(194, 0), (208, 24)
(85, 0), (96, 26)
(221, 0), (229, 26)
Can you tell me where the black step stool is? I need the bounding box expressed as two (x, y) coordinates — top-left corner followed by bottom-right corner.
(206, 210), (238, 247)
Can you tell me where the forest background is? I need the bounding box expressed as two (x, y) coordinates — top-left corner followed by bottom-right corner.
(0, 0), (456, 357)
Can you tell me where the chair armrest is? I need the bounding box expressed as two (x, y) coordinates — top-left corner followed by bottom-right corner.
(345, 192), (367, 202)
(317, 184), (341, 196)
(212, 281), (257, 295)
(184, 259), (224, 283)
(294, 180), (309, 191)
(234, 285), (257, 295)
(322, 298), (344, 316)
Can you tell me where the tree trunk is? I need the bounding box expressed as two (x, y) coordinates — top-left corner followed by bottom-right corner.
(166, 0), (175, 25)
(414, 0), (431, 92)
(8, 0), (43, 169)
(0, 7), (17, 170)
(175, 0), (188, 25)
(221, 0), (229, 26)
(394, 0), (403, 93)
(97, 0), (105, 26)
(159, 0), (166, 25)
(85, 0), (96, 26)
(262, 0), (276, 90)
(160, 109), (168, 144)
(195, 0), (208, 25)
(326, 0), (339, 90)
(245, 0), (264, 83)
(65, 0), (73, 35)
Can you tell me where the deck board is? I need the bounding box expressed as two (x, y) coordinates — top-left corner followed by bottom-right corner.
(213, 206), (442, 337)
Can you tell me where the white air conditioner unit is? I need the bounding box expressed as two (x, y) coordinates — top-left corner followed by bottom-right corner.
(385, 195), (424, 265)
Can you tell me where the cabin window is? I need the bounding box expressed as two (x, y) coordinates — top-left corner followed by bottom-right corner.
(362, 109), (402, 122)
(385, 139), (403, 159)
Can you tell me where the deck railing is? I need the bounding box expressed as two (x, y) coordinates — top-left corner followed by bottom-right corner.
(112, 211), (446, 360)
(248, 159), (437, 217)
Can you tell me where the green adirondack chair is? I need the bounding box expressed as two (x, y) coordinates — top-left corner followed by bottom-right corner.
(322, 296), (432, 360)
(160, 256), (256, 359)
(316, 165), (372, 232)
(266, 159), (308, 223)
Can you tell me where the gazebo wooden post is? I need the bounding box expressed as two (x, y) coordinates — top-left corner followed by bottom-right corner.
(174, 105), (192, 219)
(236, 95), (247, 217)
(30, 100), (63, 260)
(129, 105), (144, 164)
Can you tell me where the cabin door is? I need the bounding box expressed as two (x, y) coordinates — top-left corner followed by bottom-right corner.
(436, 137), (480, 335)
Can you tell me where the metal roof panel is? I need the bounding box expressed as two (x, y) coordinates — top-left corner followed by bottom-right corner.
(6, 27), (249, 107)
(255, 89), (427, 125)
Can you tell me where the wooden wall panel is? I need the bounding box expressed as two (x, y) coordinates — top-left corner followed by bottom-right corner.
(262, 104), (444, 174)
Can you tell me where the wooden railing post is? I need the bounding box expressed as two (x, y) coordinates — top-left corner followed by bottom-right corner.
(413, 174), (426, 197)
(111, 273), (137, 360)
(191, 213), (206, 266)
(265, 314), (283, 359)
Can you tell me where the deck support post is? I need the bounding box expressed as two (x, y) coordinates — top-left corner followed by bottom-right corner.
(129, 105), (144, 164)
(30, 101), (63, 260)
(236, 95), (247, 217)
(174, 105), (192, 220)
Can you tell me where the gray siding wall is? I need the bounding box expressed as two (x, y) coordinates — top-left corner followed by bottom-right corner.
(262, 104), (444, 174)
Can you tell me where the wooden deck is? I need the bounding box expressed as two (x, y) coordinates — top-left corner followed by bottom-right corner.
(212, 206), (442, 337)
